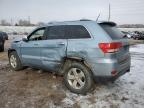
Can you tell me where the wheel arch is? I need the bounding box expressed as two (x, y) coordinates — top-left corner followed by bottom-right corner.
(8, 48), (16, 57)
(61, 56), (93, 75)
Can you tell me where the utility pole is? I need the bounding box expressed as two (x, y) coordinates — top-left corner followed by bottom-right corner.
(11, 18), (13, 26)
(108, 3), (111, 21)
(28, 16), (31, 25)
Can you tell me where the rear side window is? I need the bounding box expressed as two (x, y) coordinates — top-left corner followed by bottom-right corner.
(46, 26), (65, 39)
(66, 25), (91, 39)
(100, 24), (124, 40)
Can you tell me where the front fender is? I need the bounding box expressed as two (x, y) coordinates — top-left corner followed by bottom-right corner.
(8, 48), (16, 57)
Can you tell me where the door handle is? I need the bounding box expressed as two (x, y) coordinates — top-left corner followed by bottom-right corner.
(57, 42), (65, 45)
(34, 44), (39, 46)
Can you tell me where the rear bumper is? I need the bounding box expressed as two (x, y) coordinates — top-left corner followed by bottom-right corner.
(111, 68), (130, 81)
(89, 56), (131, 78)
(93, 68), (130, 82)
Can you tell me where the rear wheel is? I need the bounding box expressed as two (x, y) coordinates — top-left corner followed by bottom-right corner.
(9, 51), (23, 71)
(64, 61), (94, 94)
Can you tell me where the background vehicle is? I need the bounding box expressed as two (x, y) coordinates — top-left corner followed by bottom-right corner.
(0, 31), (8, 52)
(0, 31), (8, 40)
(8, 20), (131, 94)
(131, 31), (144, 40)
(121, 31), (132, 38)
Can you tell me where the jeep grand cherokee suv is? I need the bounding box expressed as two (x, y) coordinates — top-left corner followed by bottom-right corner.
(8, 20), (131, 94)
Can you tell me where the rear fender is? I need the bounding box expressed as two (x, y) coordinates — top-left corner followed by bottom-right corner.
(59, 57), (92, 75)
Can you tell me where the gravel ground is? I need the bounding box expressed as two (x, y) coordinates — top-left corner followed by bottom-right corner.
(0, 37), (144, 108)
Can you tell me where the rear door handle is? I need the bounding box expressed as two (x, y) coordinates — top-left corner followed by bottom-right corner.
(57, 42), (65, 45)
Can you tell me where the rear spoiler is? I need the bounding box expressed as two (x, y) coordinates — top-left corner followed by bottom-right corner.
(98, 21), (117, 26)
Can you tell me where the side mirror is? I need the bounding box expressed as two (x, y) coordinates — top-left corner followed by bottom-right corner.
(22, 37), (28, 42)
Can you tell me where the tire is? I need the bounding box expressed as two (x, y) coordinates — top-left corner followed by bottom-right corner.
(0, 44), (4, 52)
(1, 44), (4, 52)
(0, 46), (2, 52)
(9, 51), (23, 71)
(64, 61), (94, 94)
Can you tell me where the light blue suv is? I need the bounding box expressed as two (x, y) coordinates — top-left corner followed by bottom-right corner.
(8, 20), (131, 94)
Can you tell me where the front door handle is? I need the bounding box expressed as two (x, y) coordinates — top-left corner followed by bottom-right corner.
(34, 44), (39, 46)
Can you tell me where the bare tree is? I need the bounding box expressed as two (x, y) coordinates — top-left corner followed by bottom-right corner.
(37, 22), (46, 26)
(0, 19), (11, 26)
(18, 19), (30, 26)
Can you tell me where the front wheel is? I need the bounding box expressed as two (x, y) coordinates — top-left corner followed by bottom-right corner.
(64, 61), (94, 94)
(9, 51), (23, 71)
(0, 44), (4, 52)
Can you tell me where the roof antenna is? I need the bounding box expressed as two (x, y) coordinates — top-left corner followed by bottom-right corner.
(96, 13), (101, 22)
(108, 3), (111, 21)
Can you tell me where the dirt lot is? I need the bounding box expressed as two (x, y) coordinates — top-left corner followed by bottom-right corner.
(0, 37), (144, 108)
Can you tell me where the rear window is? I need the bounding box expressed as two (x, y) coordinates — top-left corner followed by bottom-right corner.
(100, 25), (124, 40)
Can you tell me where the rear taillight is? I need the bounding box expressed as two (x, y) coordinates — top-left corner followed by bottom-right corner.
(99, 42), (122, 53)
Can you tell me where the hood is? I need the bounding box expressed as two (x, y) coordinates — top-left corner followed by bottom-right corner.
(12, 35), (27, 43)
(13, 37), (23, 43)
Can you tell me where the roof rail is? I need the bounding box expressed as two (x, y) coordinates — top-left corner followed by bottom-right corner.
(48, 21), (59, 24)
(79, 19), (92, 21)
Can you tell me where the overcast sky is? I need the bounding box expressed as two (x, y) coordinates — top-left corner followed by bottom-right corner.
(0, 0), (144, 24)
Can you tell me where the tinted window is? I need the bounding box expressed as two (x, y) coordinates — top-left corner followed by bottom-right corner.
(66, 25), (91, 39)
(46, 26), (65, 39)
(100, 24), (124, 40)
(28, 27), (45, 41)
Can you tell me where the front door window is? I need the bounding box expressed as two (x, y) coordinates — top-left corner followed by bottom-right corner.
(29, 28), (45, 41)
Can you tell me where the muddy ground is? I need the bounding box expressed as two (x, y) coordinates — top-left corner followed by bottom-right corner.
(0, 38), (67, 108)
(0, 37), (144, 108)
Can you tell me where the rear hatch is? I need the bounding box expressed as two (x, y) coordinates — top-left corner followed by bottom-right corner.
(99, 22), (130, 65)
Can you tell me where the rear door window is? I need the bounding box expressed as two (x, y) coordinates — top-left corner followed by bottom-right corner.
(66, 25), (91, 39)
(46, 26), (65, 39)
(100, 24), (124, 40)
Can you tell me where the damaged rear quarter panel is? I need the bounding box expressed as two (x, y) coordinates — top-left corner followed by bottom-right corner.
(67, 38), (103, 64)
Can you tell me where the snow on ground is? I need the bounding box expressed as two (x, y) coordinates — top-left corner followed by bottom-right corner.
(62, 44), (144, 108)
(119, 28), (144, 32)
(0, 26), (36, 34)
